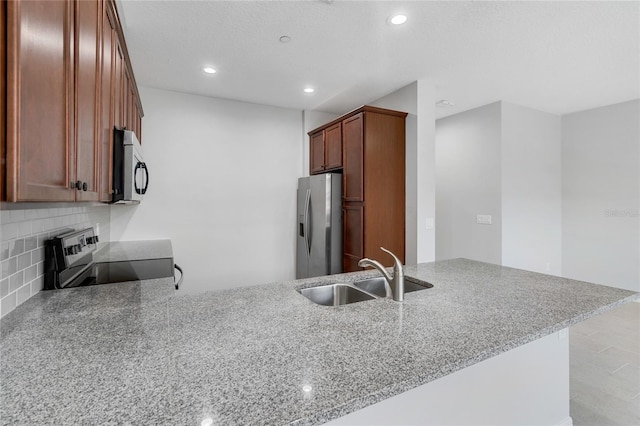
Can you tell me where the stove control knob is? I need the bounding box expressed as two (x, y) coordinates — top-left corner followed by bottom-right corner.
(74, 244), (82, 254)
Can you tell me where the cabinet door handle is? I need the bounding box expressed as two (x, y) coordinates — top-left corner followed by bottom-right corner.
(82, 182), (88, 191)
(76, 180), (82, 191)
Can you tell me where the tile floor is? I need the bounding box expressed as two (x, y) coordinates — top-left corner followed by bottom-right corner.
(570, 301), (640, 425)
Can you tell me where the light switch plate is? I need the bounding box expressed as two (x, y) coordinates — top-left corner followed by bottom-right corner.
(476, 214), (492, 225)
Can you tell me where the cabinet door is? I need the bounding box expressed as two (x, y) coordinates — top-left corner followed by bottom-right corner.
(1, 0), (6, 201)
(324, 122), (342, 170)
(74, 0), (100, 201)
(309, 131), (324, 174)
(342, 113), (364, 202)
(113, 41), (124, 128)
(6, 0), (75, 201)
(343, 203), (364, 272)
(122, 65), (133, 130)
(98, 0), (114, 201)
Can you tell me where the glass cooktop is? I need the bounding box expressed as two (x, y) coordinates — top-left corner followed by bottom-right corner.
(66, 258), (174, 287)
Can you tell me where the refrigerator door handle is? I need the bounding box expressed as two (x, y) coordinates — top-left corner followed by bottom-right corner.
(304, 188), (311, 255)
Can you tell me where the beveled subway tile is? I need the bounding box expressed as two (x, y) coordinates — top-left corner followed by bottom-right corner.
(18, 221), (31, 237)
(16, 284), (31, 305)
(1, 258), (17, 279)
(1, 223), (18, 240)
(31, 276), (44, 293)
(0, 242), (9, 260)
(24, 236), (37, 251)
(24, 265), (37, 283)
(0, 292), (16, 317)
(10, 239), (24, 257)
(0, 278), (9, 298)
(9, 271), (24, 292)
(17, 252), (31, 271)
(31, 248), (44, 263)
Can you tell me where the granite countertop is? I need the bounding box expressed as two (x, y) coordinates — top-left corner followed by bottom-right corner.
(1, 258), (637, 425)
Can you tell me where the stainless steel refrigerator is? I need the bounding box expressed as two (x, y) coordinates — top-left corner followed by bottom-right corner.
(296, 174), (342, 279)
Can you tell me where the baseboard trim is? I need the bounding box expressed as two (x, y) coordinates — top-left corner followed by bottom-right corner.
(555, 416), (573, 426)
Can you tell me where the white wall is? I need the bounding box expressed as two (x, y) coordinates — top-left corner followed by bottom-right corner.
(371, 80), (436, 264)
(562, 100), (640, 292)
(502, 102), (562, 275)
(435, 102), (503, 264)
(110, 87), (303, 293)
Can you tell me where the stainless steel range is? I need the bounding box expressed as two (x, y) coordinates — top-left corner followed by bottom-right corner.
(44, 228), (182, 289)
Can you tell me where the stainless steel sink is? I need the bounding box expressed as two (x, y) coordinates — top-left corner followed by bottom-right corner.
(299, 284), (375, 306)
(353, 277), (433, 298)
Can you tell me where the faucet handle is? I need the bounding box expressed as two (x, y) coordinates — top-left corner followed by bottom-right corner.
(380, 247), (403, 274)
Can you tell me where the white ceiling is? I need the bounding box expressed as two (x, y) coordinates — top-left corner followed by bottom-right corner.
(118, 0), (640, 118)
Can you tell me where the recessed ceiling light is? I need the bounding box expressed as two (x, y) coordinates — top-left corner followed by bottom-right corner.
(436, 99), (454, 108)
(203, 67), (217, 74)
(279, 35), (291, 43)
(304, 88), (315, 93)
(389, 14), (407, 25)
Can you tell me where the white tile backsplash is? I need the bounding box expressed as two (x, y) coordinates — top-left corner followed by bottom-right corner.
(0, 205), (111, 318)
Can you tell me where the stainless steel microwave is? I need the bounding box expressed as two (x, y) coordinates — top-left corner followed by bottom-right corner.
(112, 128), (148, 203)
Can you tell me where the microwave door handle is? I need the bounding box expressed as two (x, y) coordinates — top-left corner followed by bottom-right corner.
(141, 162), (149, 194)
(134, 162), (143, 194)
(134, 162), (149, 195)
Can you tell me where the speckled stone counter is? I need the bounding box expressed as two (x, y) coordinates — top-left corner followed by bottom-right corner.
(1, 259), (637, 425)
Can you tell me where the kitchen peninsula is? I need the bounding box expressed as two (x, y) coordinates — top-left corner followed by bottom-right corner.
(1, 259), (637, 425)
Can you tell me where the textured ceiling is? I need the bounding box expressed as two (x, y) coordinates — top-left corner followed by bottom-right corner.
(118, 0), (640, 118)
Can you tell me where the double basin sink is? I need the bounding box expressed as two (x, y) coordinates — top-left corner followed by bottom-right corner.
(299, 277), (433, 306)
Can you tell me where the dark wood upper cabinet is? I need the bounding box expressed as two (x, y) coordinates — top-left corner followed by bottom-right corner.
(309, 131), (324, 174)
(2, 0), (143, 202)
(98, 0), (115, 202)
(1, 0), (6, 202)
(309, 122), (343, 174)
(324, 122), (342, 170)
(342, 113), (364, 202)
(6, 0), (76, 201)
(74, 0), (101, 201)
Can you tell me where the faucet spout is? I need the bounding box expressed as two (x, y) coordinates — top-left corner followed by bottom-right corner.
(357, 258), (393, 298)
(357, 247), (405, 302)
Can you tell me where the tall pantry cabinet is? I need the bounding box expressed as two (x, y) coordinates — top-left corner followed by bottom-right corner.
(0, 0), (143, 203)
(309, 106), (407, 272)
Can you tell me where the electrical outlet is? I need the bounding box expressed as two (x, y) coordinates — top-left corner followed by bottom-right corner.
(425, 217), (434, 230)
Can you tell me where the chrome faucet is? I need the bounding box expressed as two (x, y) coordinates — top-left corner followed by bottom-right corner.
(358, 247), (405, 302)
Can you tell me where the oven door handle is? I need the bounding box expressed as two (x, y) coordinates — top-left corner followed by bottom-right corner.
(174, 264), (184, 290)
